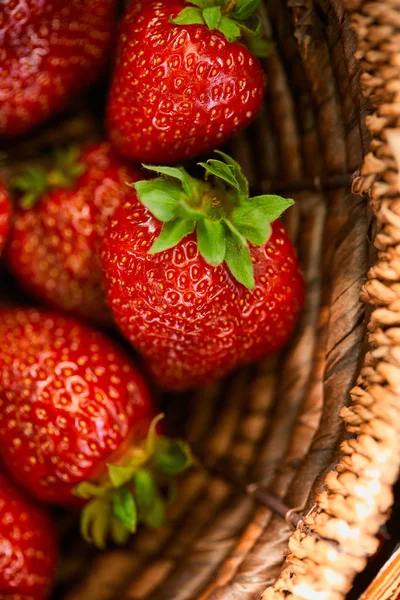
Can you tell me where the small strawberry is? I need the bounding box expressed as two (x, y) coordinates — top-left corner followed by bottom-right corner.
(100, 153), (304, 391)
(7, 142), (143, 326)
(0, 175), (11, 256)
(0, 0), (116, 137)
(107, 0), (267, 164)
(0, 468), (57, 600)
(0, 308), (192, 547)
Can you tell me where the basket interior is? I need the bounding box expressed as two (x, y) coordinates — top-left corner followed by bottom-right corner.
(1, 1), (375, 599)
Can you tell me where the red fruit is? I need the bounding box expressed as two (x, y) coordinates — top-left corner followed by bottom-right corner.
(0, 308), (191, 547)
(0, 307), (154, 506)
(107, 0), (266, 164)
(0, 176), (11, 255)
(0, 468), (57, 600)
(100, 155), (304, 391)
(8, 142), (143, 326)
(0, 0), (116, 136)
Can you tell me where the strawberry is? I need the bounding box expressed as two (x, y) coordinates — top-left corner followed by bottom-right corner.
(0, 176), (11, 256)
(0, 308), (192, 547)
(0, 0), (116, 137)
(7, 142), (143, 326)
(100, 153), (304, 391)
(0, 468), (57, 600)
(107, 0), (267, 164)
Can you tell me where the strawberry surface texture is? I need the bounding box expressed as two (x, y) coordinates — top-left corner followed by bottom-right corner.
(0, 308), (155, 507)
(0, 176), (11, 256)
(0, 469), (57, 600)
(100, 156), (305, 391)
(107, 0), (266, 164)
(7, 142), (143, 326)
(0, 0), (116, 136)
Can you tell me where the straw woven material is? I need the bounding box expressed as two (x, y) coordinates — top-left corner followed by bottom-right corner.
(2, 0), (399, 599)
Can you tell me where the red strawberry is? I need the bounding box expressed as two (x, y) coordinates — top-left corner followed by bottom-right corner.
(0, 468), (57, 600)
(0, 176), (11, 255)
(107, 0), (267, 164)
(0, 0), (116, 137)
(0, 308), (191, 547)
(100, 153), (304, 391)
(7, 142), (143, 326)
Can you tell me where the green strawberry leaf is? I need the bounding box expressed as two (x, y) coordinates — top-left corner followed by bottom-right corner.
(134, 469), (157, 513)
(198, 159), (240, 191)
(112, 487), (137, 533)
(231, 204), (271, 245)
(251, 195), (294, 222)
(218, 16), (241, 42)
(153, 438), (193, 475)
(134, 180), (183, 222)
(146, 413), (165, 456)
(215, 151), (248, 195)
(81, 498), (110, 549)
(203, 6), (222, 29)
(110, 517), (131, 546)
(224, 221), (255, 289)
(232, 0), (262, 20)
(142, 165), (196, 199)
(143, 494), (166, 528)
(150, 219), (196, 253)
(170, 6), (205, 25)
(197, 218), (226, 266)
(73, 481), (107, 499)
(108, 464), (137, 488)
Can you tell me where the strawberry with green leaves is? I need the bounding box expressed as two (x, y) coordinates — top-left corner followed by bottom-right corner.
(8, 142), (143, 327)
(0, 468), (57, 600)
(0, 308), (192, 547)
(107, 0), (267, 164)
(0, 176), (11, 256)
(100, 153), (304, 391)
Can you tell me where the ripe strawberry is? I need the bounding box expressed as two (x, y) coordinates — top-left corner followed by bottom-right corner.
(0, 0), (116, 137)
(0, 308), (191, 547)
(0, 176), (11, 256)
(100, 153), (304, 391)
(0, 468), (57, 600)
(107, 0), (267, 164)
(7, 142), (143, 326)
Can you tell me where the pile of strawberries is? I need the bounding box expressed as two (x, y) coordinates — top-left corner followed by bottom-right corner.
(0, 1), (305, 598)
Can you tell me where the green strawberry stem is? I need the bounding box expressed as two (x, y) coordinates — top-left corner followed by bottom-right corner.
(74, 414), (193, 548)
(133, 152), (294, 289)
(171, 0), (271, 57)
(10, 147), (85, 209)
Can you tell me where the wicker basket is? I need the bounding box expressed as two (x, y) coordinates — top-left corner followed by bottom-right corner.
(2, 0), (400, 599)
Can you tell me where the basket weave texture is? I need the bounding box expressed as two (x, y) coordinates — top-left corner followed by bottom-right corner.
(4, 1), (398, 599)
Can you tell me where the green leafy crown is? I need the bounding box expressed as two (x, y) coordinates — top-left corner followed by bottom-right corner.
(11, 147), (85, 209)
(171, 0), (271, 57)
(133, 152), (294, 289)
(74, 415), (193, 548)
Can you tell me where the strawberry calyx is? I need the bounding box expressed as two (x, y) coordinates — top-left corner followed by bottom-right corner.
(11, 147), (85, 209)
(74, 415), (193, 548)
(133, 152), (294, 289)
(170, 0), (270, 57)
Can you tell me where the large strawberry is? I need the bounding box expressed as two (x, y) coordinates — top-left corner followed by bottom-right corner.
(7, 142), (142, 326)
(100, 153), (304, 391)
(0, 308), (191, 547)
(0, 0), (116, 137)
(0, 468), (57, 600)
(0, 176), (11, 256)
(107, 0), (267, 164)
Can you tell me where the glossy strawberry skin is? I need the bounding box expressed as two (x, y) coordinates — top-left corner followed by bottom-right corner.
(107, 0), (265, 164)
(100, 195), (305, 391)
(0, 0), (116, 137)
(0, 308), (155, 506)
(0, 469), (57, 600)
(0, 176), (11, 256)
(7, 143), (143, 326)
